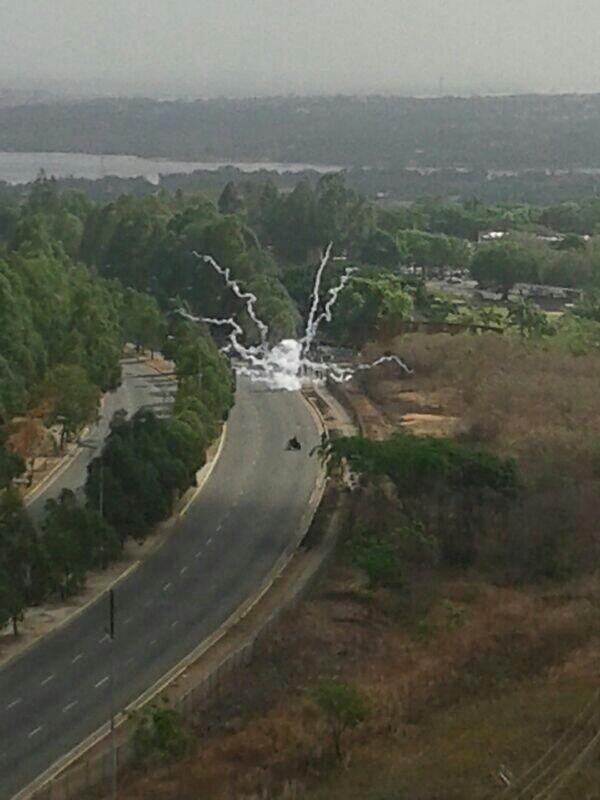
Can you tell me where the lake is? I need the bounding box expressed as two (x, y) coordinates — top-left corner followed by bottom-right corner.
(0, 151), (342, 185)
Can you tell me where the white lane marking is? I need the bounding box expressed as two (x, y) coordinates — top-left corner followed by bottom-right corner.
(216, 524), (222, 532)
(125, 657), (135, 667)
(163, 582), (172, 592)
(7, 698), (22, 710)
(72, 653), (84, 664)
(28, 726), (43, 738)
(99, 634), (109, 644)
(40, 674), (55, 687)
(95, 676), (109, 689)
(195, 550), (202, 559)
(149, 639), (158, 646)
(63, 701), (78, 713)
(179, 567), (188, 576)
(124, 616), (133, 625)
(207, 538), (213, 545)
(171, 620), (180, 629)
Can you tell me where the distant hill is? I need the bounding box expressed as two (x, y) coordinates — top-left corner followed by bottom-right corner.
(2, 94), (600, 170)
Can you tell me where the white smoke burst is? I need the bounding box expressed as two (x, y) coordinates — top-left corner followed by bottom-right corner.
(179, 246), (412, 391)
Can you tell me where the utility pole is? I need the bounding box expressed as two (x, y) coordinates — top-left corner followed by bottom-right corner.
(108, 589), (117, 799)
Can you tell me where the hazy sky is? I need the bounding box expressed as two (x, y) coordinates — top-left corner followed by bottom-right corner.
(2, 0), (600, 97)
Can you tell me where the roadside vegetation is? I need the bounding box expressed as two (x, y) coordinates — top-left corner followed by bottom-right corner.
(0, 180), (234, 635)
(116, 328), (600, 800)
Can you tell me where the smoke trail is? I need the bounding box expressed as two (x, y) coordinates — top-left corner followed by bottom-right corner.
(181, 245), (413, 392)
(176, 308), (258, 363)
(200, 315), (266, 365)
(194, 252), (270, 348)
(329, 354), (413, 383)
(308, 266), (357, 351)
(301, 242), (334, 356)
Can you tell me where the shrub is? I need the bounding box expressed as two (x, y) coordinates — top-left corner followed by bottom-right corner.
(132, 700), (192, 763)
(313, 679), (368, 761)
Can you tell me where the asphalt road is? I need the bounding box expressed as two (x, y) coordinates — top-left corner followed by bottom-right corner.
(0, 379), (320, 798)
(26, 357), (176, 522)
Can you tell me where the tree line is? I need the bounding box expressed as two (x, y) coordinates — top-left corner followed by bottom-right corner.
(3, 94), (600, 171)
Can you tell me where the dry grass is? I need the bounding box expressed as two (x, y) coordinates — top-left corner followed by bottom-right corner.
(366, 332), (600, 477)
(360, 333), (600, 581)
(118, 554), (600, 800)
(117, 333), (600, 800)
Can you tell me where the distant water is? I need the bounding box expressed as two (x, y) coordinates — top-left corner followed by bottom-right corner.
(0, 151), (342, 185)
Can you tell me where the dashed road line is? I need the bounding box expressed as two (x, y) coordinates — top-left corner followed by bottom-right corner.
(99, 634), (110, 644)
(124, 616), (133, 625)
(63, 701), (78, 714)
(179, 567), (188, 576)
(171, 620), (180, 629)
(7, 698), (22, 710)
(28, 726), (43, 738)
(149, 639), (158, 647)
(163, 582), (172, 592)
(95, 676), (109, 689)
(195, 550), (202, 559)
(40, 674), (55, 687)
(71, 653), (84, 664)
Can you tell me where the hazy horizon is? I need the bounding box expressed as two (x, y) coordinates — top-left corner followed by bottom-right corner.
(2, 0), (600, 99)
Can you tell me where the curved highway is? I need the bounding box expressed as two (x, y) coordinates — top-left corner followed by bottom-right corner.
(0, 379), (320, 798)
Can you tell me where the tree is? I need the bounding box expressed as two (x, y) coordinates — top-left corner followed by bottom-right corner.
(8, 415), (45, 480)
(360, 229), (401, 268)
(217, 181), (245, 216)
(313, 679), (367, 761)
(121, 288), (166, 355)
(0, 566), (25, 636)
(0, 430), (25, 489)
(43, 365), (101, 447)
(41, 489), (120, 596)
(555, 233), (587, 252)
(471, 241), (539, 300)
(270, 180), (319, 263)
(132, 699), (192, 763)
(508, 298), (553, 339)
(326, 273), (413, 344)
(330, 432), (519, 566)
(43, 490), (92, 598)
(0, 489), (42, 633)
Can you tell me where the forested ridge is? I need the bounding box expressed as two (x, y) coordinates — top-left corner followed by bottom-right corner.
(3, 94), (600, 170)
